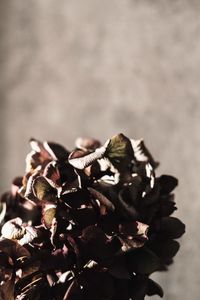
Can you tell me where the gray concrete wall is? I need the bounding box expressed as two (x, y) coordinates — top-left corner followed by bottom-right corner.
(0, 1), (200, 299)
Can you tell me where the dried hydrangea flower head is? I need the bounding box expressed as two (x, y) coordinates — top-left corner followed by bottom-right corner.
(0, 133), (185, 300)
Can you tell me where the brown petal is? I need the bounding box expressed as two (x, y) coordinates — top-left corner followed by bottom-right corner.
(147, 278), (164, 298)
(32, 176), (57, 202)
(68, 147), (106, 170)
(104, 133), (134, 171)
(43, 161), (61, 187)
(1, 218), (25, 240)
(61, 188), (90, 209)
(126, 247), (162, 274)
(148, 239), (180, 261)
(0, 202), (6, 224)
(18, 226), (38, 246)
(25, 150), (42, 173)
(119, 221), (149, 241)
(131, 138), (159, 168)
(158, 217), (185, 239)
(24, 172), (40, 203)
(42, 205), (57, 228)
(0, 238), (30, 261)
(43, 141), (69, 161)
(75, 137), (101, 151)
(158, 175), (178, 194)
(88, 187), (115, 213)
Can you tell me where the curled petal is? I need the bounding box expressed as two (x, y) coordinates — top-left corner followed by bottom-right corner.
(18, 226), (38, 246)
(32, 176), (58, 202)
(104, 133), (134, 171)
(88, 187), (115, 212)
(43, 161), (61, 187)
(42, 205), (57, 228)
(0, 202), (6, 225)
(1, 218), (25, 240)
(68, 147), (106, 170)
(131, 139), (159, 168)
(75, 137), (101, 151)
(43, 141), (69, 161)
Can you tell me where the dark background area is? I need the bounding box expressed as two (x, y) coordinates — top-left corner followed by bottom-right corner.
(0, 1), (200, 299)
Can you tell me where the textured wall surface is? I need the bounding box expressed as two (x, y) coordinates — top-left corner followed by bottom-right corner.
(0, 1), (200, 299)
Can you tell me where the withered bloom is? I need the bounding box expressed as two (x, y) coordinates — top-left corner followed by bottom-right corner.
(0, 134), (185, 300)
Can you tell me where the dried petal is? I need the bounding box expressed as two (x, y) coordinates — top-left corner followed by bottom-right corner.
(0, 134), (184, 300)
(131, 138), (159, 168)
(119, 221), (149, 241)
(158, 175), (178, 194)
(148, 239), (180, 261)
(88, 187), (115, 213)
(42, 205), (57, 228)
(61, 188), (90, 209)
(147, 278), (164, 298)
(18, 226), (38, 246)
(0, 202), (6, 224)
(43, 141), (69, 161)
(126, 248), (162, 274)
(68, 147), (106, 170)
(158, 217), (185, 239)
(104, 133), (134, 170)
(43, 161), (61, 187)
(1, 218), (25, 240)
(75, 137), (101, 151)
(32, 176), (58, 202)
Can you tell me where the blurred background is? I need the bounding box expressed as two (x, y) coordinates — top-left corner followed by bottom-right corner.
(0, 0), (199, 299)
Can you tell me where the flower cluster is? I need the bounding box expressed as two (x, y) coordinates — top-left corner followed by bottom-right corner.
(0, 134), (185, 300)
